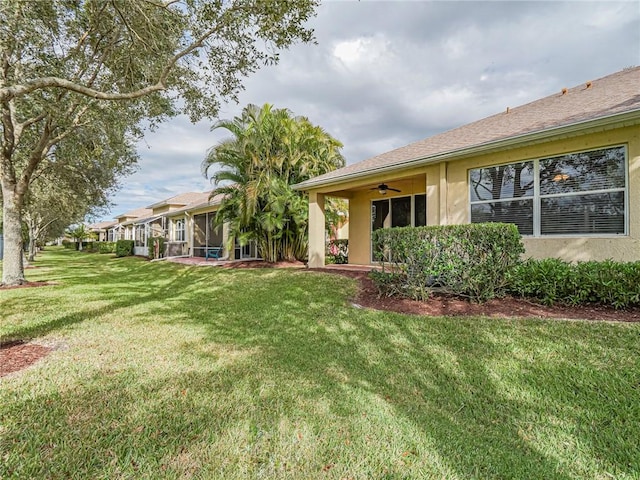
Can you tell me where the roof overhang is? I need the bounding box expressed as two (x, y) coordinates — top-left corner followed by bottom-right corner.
(133, 215), (163, 226)
(292, 109), (640, 192)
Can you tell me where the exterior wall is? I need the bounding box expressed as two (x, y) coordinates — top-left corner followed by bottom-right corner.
(347, 177), (427, 265)
(152, 205), (172, 216)
(444, 125), (640, 261)
(310, 124), (640, 264)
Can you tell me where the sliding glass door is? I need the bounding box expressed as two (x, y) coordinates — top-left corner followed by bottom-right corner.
(371, 194), (426, 262)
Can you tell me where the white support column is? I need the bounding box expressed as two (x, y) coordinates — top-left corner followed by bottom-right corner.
(308, 191), (325, 268)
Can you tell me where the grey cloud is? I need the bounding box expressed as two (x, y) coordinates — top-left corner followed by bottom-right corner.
(100, 1), (639, 220)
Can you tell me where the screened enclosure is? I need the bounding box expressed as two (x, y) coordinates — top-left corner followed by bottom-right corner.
(192, 212), (224, 257)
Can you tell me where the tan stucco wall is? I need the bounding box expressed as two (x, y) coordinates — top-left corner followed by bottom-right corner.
(348, 177), (426, 265)
(152, 205), (171, 216)
(311, 124), (640, 264)
(445, 125), (640, 261)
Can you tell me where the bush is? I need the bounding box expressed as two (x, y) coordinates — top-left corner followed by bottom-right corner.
(371, 223), (524, 302)
(84, 242), (97, 253)
(326, 239), (348, 264)
(98, 242), (116, 254)
(62, 240), (75, 249)
(147, 236), (165, 259)
(115, 240), (134, 257)
(507, 258), (640, 309)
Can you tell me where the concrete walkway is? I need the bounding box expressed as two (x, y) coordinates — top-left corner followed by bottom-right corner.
(165, 256), (379, 272)
(165, 256), (235, 267)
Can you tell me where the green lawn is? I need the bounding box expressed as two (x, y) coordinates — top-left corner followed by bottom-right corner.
(1, 248), (639, 479)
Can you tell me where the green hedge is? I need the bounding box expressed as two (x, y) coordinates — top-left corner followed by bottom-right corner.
(371, 223), (524, 302)
(98, 242), (116, 254)
(115, 240), (134, 257)
(507, 258), (640, 309)
(147, 236), (165, 259)
(62, 240), (75, 249)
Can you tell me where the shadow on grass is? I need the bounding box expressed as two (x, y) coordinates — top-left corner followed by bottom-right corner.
(159, 275), (640, 479)
(3, 249), (639, 478)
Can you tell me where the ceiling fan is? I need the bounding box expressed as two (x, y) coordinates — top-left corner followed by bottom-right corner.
(371, 183), (401, 195)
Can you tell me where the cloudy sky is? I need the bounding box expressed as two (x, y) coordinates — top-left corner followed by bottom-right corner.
(98, 0), (640, 221)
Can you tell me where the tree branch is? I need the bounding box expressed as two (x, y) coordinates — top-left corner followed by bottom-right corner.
(1, 76), (166, 103)
(0, 8), (227, 104)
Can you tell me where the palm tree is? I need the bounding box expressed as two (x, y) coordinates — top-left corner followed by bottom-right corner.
(65, 224), (93, 251)
(203, 104), (345, 262)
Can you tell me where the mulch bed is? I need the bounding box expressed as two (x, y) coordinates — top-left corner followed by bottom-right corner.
(0, 341), (53, 378)
(323, 269), (640, 323)
(0, 281), (56, 291)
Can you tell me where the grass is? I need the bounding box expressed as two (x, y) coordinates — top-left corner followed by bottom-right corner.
(1, 248), (639, 479)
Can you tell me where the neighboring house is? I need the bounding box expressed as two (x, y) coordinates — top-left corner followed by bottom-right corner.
(164, 192), (259, 260)
(88, 221), (117, 242)
(108, 190), (260, 261)
(135, 192), (211, 257)
(110, 207), (153, 246)
(293, 67), (640, 267)
(165, 193), (226, 259)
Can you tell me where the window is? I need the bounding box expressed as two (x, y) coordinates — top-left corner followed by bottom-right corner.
(371, 194), (426, 261)
(469, 146), (626, 236)
(174, 219), (185, 242)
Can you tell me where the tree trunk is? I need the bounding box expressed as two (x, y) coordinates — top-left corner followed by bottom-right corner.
(26, 218), (38, 262)
(28, 240), (36, 262)
(1, 180), (26, 286)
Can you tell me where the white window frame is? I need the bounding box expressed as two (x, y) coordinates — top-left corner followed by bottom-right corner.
(468, 145), (628, 237)
(173, 218), (186, 242)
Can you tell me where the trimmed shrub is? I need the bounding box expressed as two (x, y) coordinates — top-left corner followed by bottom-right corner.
(147, 236), (166, 259)
(507, 258), (640, 309)
(371, 223), (524, 302)
(326, 239), (348, 264)
(98, 242), (116, 254)
(62, 240), (75, 249)
(115, 240), (134, 257)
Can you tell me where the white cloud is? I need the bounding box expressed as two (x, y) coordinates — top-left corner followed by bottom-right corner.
(332, 35), (393, 72)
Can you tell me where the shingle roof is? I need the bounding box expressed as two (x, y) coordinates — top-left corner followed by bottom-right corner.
(164, 192), (226, 216)
(114, 207), (152, 221)
(88, 221), (116, 230)
(146, 191), (210, 209)
(294, 67), (640, 189)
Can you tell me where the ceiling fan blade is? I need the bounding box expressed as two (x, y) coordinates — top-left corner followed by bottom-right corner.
(370, 183), (402, 193)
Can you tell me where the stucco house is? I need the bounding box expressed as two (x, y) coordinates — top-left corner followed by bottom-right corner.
(294, 67), (640, 267)
(110, 207), (153, 245)
(164, 192), (260, 261)
(108, 190), (260, 261)
(164, 192), (227, 259)
(133, 192), (212, 257)
(88, 221), (117, 242)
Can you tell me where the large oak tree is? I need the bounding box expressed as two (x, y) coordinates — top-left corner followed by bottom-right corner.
(0, 0), (318, 285)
